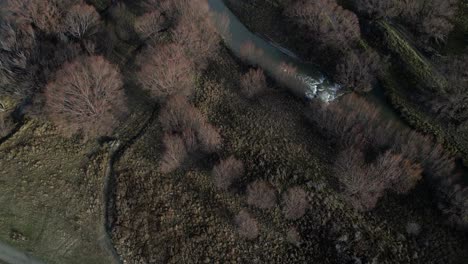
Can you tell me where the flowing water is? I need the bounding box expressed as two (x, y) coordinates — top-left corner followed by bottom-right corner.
(207, 0), (344, 103)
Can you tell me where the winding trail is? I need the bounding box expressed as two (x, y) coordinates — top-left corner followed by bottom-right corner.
(100, 106), (158, 264)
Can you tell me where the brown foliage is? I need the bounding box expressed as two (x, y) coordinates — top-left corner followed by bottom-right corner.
(159, 134), (188, 173)
(137, 44), (195, 101)
(234, 210), (259, 240)
(285, 0), (361, 50)
(64, 2), (100, 40)
(282, 187), (308, 220)
(212, 156), (244, 190)
(240, 68), (267, 99)
(45, 56), (126, 138)
(247, 180), (277, 209)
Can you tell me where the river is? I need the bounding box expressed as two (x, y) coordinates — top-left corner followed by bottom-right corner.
(207, 0), (344, 103)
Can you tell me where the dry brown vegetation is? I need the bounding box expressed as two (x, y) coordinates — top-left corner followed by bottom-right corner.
(282, 186), (308, 220)
(45, 56), (126, 138)
(247, 180), (277, 209)
(240, 68), (267, 99)
(212, 156), (244, 190)
(234, 210), (259, 240)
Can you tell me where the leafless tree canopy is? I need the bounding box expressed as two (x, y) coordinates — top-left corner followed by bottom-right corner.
(247, 180), (277, 209)
(138, 44), (195, 101)
(235, 210), (259, 240)
(354, 0), (458, 44)
(157, 96), (222, 173)
(134, 10), (166, 41)
(45, 56), (126, 138)
(335, 50), (383, 93)
(285, 0), (361, 50)
(159, 134), (188, 173)
(306, 94), (458, 211)
(64, 2), (100, 40)
(166, 0), (221, 70)
(212, 156), (244, 190)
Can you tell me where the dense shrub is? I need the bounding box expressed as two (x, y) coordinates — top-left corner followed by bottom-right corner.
(282, 187), (308, 220)
(45, 56), (126, 138)
(247, 180), (277, 209)
(240, 68), (267, 99)
(234, 210), (259, 240)
(212, 156), (244, 190)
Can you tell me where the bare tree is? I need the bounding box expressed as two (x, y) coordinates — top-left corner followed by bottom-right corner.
(335, 50), (383, 92)
(134, 10), (166, 41)
(195, 121), (222, 153)
(45, 56), (126, 138)
(240, 68), (267, 99)
(234, 209), (259, 240)
(247, 180), (277, 209)
(64, 2), (101, 40)
(170, 0), (221, 69)
(6, 0), (75, 35)
(159, 134), (188, 173)
(282, 187), (308, 220)
(354, 0), (400, 19)
(159, 95), (222, 153)
(285, 0), (361, 50)
(212, 156), (244, 190)
(239, 41), (264, 65)
(137, 44), (195, 101)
